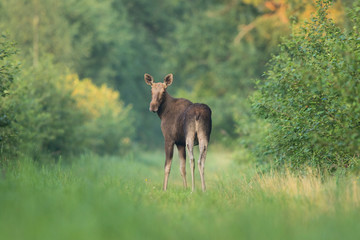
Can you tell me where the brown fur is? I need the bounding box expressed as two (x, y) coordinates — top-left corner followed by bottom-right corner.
(144, 73), (212, 191)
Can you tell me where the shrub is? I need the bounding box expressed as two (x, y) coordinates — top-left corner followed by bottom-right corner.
(7, 58), (134, 158)
(9, 58), (85, 157)
(65, 74), (134, 155)
(251, 0), (360, 171)
(0, 34), (19, 159)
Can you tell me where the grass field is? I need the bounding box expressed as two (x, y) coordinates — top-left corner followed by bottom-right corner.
(1, 148), (360, 240)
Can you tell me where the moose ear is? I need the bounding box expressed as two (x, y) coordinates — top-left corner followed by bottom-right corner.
(144, 73), (154, 86)
(164, 73), (173, 87)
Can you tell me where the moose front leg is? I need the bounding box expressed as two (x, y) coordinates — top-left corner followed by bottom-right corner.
(163, 141), (174, 191)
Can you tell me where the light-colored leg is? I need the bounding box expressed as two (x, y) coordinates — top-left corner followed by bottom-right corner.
(198, 141), (208, 192)
(163, 141), (174, 191)
(177, 145), (187, 188)
(186, 141), (195, 192)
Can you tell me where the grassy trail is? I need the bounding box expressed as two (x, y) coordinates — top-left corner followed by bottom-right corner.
(0, 149), (359, 240)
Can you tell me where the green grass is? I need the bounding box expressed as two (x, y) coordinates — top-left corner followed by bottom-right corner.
(0, 148), (359, 240)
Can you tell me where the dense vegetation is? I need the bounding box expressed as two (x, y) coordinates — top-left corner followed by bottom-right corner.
(1, 0), (356, 163)
(0, 0), (358, 172)
(252, 0), (360, 171)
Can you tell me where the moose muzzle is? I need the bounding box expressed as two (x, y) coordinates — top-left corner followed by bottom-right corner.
(149, 102), (159, 112)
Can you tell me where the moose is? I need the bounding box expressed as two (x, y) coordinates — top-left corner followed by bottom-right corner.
(144, 73), (212, 192)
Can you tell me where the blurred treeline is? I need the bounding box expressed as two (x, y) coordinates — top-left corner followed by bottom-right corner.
(0, 0), (357, 163)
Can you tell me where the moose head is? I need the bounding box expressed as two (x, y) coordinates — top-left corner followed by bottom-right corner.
(144, 73), (173, 112)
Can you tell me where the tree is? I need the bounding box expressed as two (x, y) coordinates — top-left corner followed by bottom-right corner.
(252, 0), (360, 170)
(0, 0), (161, 145)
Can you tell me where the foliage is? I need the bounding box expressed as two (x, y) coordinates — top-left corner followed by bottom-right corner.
(234, 102), (271, 165)
(0, 34), (17, 96)
(0, 0), (164, 145)
(161, 2), (278, 141)
(0, 0), (356, 164)
(2, 56), (134, 159)
(8, 58), (86, 157)
(66, 74), (134, 155)
(252, 0), (360, 170)
(0, 0), (129, 78)
(0, 34), (19, 158)
(4, 0), (322, 146)
(161, 0), (343, 143)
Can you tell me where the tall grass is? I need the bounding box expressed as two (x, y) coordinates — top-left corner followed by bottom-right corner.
(0, 150), (359, 240)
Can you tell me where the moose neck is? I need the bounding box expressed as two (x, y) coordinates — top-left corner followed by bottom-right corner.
(157, 91), (175, 120)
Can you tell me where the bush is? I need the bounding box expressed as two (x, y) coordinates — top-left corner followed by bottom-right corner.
(5, 57), (134, 159)
(9, 58), (86, 157)
(0, 34), (19, 160)
(251, 0), (360, 171)
(65, 74), (134, 155)
(234, 101), (271, 166)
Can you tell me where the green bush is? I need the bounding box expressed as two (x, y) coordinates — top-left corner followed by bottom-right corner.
(65, 74), (134, 155)
(2, 54), (134, 159)
(234, 101), (271, 166)
(9, 57), (85, 157)
(0, 34), (19, 159)
(251, 0), (360, 171)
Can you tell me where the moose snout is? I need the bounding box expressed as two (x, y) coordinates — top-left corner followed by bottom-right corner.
(149, 103), (158, 112)
(149, 107), (157, 113)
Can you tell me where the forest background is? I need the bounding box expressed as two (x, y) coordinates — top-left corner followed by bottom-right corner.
(1, 0), (360, 172)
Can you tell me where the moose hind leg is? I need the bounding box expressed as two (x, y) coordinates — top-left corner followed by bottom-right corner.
(198, 140), (208, 192)
(163, 141), (174, 191)
(186, 139), (195, 192)
(177, 144), (187, 188)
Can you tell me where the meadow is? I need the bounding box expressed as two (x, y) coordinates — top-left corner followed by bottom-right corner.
(1, 2), (360, 239)
(1, 148), (359, 240)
